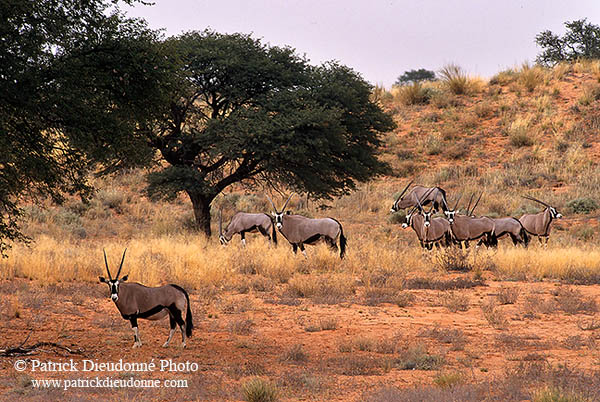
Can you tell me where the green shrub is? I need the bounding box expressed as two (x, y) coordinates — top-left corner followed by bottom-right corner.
(388, 211), (406, 225)
(567, 197), (598, 214)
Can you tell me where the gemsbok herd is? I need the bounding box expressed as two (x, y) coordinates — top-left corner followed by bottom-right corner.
(99, 184), (562, 348)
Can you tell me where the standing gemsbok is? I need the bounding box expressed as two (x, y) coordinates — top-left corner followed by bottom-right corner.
(519, 196), (563, 246)
(402, 188), (451, 249)
(390, 181), (448, 213)
(99, 249), (193, 348)
(465, 193), (529, 248)
(443, 195), (495, 248)
(219, 210), (277, 246)
(266, 194), (347, 259)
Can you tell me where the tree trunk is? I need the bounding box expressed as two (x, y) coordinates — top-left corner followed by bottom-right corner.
(186, 190), (214, 237)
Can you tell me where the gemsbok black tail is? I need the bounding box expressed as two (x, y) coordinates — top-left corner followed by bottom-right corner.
(521, 226), (530, 248)
(330, 217), (347, 259)
(171, 284), (193, 337)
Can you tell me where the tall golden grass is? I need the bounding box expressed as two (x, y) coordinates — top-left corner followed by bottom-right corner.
(2, 234), (599, 288)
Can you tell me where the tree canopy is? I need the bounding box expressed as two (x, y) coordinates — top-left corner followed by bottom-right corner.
(395, 69), (436, 86)
(536, 19), (600, 66)
(0, 0), (167, 254)
(141, 30), (396, 235)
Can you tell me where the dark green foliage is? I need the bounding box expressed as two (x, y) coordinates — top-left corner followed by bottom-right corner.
(567, 197), (599, 214)
(0, 0), (165, 254)
(395, 69), (436, 85)
(143, 30), (396, 235)
(536, 19), (600, 65)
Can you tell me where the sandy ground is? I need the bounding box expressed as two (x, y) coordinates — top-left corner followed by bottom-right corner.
(1, 273), (599, 401)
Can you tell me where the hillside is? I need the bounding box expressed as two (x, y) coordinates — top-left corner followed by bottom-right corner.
(2, 61), (600, 401)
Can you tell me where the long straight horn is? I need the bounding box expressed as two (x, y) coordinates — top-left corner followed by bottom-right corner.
(453, 193), (463, 211)
(103, 249), (112, 281)
(395, 180), (413, 202)
(219, 209), (223, 236)
(265, 194), (278, 212)
(522, 195), (550, 208)
(465, 194), (474, 214)
(470, 192), (483, 216)
(415, 187), (434, 212)
(115, 248), (127, 279)
(281, 193), (295, 212)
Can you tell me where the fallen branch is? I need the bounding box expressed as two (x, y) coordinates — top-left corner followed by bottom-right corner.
(1, 332), (84, 357)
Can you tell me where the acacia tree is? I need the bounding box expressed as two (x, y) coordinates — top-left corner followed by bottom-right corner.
(536, 19), (600, 65)
(395, 68), (436, 85)
(141, 30), (396, 236)
(0, 0), (166, 254)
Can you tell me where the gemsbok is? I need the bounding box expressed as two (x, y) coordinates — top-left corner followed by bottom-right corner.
(463, 193), (528, 248)
(402, 189), (452, 249)
(219, 210), (277, 246)
(390, 181), (448, 213)
(519, 196), (563, 246)
(266, 194), (347, 259)
(487, 217), (529, 247)
(99, 249), (193, 348)
(443, 196), (495, 248)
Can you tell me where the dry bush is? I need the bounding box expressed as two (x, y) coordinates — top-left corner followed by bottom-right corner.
(354, 336), (376, 352)
(394, 82), (432, 105)
(418, 325), (468, 351)
(481, 300), (508, 329)
(363, 286), (413, 307)
(578, 83), (600, 106)
(287, 273), (355, 304)
(495, 333), (549, 352)
(395, 291), (416, 307)
(228, 318), (255, 335)
(473, 101), (496, 119)
(439, 64), (471, 95)
(277, 370), (325, 395)
(497, 287), (520, 305)
(508, 116), (535, 147)
(553, 62), (571, 80)
(553, 287), (597, 315)
(490, 68), (518, 86)
(330, 355), (385, 376)
(396, 343), (444, 370)
(375, 337), (399, 354)
(242, 377), (279, 402)
(403, 277), (484, 291)
(281, 344), (309, 363)
(319, 317), (339, 331)
(219, 296), (255, 314)
(522, 294), (555, 317)
(562, 335), (594, 350)
(433, 371), (465, 388)
(433, 248), (473, 272)
(518, 64), (546, 92)
(441, 291), (470, 312)
(578, 318), (600, 331)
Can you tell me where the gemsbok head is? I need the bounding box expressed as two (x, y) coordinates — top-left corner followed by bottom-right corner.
(519, 196), (562, 247)
(401, 188), (450, 249)
(219, 209), (277, 247)
(390, 180), (448, 213)
(99, 249), (193, 348)
(266, 194), (347, 259)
